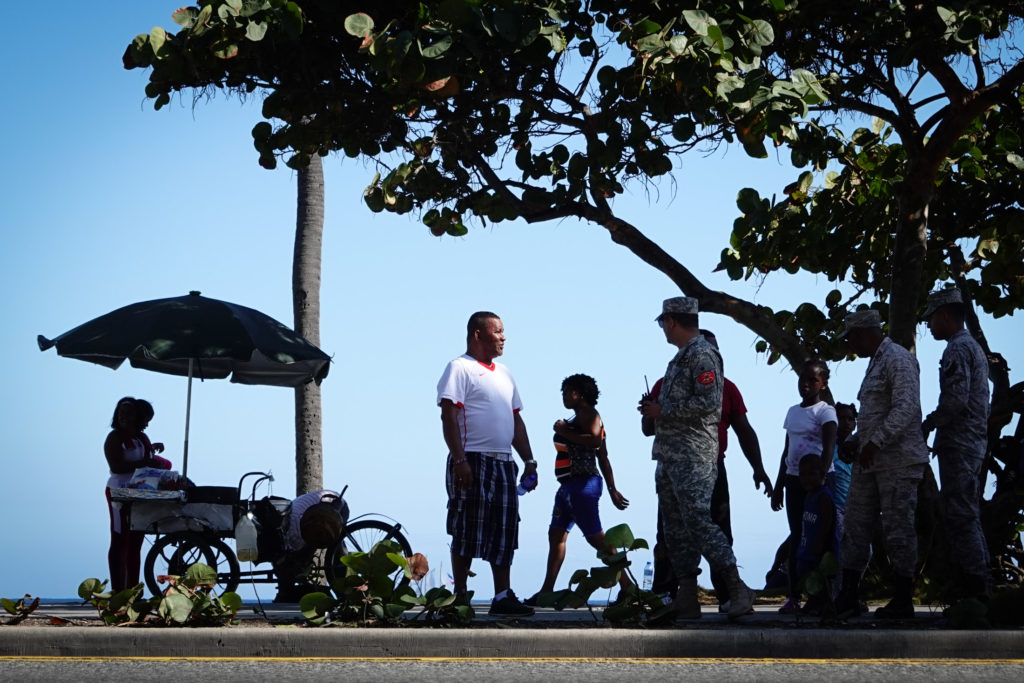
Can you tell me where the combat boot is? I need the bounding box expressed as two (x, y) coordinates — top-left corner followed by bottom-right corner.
(964, 574), (991, 602)
(875, 575), (915, 619)
(835, 569), (864, 619)
(672, 574), (702, 619)
(724, 565), (755, 619)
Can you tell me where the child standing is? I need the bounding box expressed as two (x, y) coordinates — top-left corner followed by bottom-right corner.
(770, 360), (837, 614)
(796, 453), (838, 615)
(527, 374), (630, 605)
(830, 402), (858, 516)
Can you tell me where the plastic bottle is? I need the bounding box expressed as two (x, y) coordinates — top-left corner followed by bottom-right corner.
(516, 473), (538, 496)
(235, 512), (259, 563)
(642, 561), (654, 591)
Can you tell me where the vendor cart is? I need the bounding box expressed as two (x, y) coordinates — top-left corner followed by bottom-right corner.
(110, 471), (412, 597)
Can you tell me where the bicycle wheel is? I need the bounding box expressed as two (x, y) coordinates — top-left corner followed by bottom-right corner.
(324, 519), (413, 585)
(144, 531), (241, 596)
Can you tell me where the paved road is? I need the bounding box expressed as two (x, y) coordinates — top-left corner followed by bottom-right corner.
(3, 656), (1023, 682)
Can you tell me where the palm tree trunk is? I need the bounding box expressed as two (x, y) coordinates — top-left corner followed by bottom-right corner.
(293, 154), (325, 496)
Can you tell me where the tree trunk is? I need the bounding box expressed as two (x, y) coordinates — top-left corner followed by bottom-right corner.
(888, 171), (933, 353)
(293, 154), (325, 496)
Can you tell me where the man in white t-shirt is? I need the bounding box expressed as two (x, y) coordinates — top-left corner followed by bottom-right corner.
(437, 311), (538, 617)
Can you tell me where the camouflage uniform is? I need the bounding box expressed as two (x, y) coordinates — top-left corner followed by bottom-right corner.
(925, 328), (991, 580)
(842, 337), (930, 577)
(653, 335), (735, 577)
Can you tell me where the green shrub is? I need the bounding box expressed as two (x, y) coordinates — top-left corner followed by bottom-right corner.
(79, 563), (242, 626)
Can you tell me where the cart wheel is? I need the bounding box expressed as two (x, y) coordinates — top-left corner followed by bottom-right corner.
(324, 520), (413, 587)
(144, 531), (241, 596)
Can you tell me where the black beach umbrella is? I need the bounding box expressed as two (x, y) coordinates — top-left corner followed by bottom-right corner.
(38, 291), (331, 479)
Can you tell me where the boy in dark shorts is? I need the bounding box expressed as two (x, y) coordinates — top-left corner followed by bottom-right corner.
(795, 453), (838, 615)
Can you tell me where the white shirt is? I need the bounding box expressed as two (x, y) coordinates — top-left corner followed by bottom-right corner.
(783, 401), (837, 475)
(436, 354), (523, 453)
(106, 437), (147, 490)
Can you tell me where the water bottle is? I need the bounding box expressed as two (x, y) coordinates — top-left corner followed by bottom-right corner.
(235, 512), (259, 563)
(642, 561), (654, 591)
(516, 473), (538, 496)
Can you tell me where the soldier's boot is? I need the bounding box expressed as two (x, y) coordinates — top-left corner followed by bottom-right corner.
(672, 574), (702, 620)
(964, 574), (991, 602)
(723, 565), (755, 619)
(835, 570), (864, 619)
(875, 575), (915, 619)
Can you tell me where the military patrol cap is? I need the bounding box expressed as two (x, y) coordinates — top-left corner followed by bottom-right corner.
(656, 296), (698, 321)
(921, 288), (963, 320)
(836, 309), (881, 339)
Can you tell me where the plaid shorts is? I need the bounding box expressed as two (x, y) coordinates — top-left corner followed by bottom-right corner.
(446, 451), (519, 566)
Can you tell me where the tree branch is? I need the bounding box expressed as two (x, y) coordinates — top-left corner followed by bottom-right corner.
(575, 37), (601, 100)
(920, 52), (970, 100)
(571, 206), (813, 371)
(820, 95), (901, 128)
(973, 50), (986, 88)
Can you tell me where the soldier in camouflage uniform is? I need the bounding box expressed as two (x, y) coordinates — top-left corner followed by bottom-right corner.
(835, 309), (930, 619)
(921, 288), (992, 598)
(639, 297), (755, 620)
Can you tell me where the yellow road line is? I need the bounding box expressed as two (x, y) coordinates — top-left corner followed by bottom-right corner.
(3, 656), (1024, 665)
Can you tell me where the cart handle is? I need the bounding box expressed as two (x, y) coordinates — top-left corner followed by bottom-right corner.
(237, 471), (273, 503)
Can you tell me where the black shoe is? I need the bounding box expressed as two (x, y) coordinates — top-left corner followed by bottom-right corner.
(489, 590), (535, 617)
(801, 596), (825, 617)
(273, 586), (306, 603)
(523, 592), (539, 607)
(875, 575), (915, 619)
(835, 590), (865, 619)
(835, 570), (863, 619)
(874, 597), (915, 619)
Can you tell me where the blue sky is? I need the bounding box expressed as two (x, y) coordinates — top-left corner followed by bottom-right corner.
(1, 3), (1020, 602)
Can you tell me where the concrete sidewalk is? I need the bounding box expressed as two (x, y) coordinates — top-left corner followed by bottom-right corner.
(2, 602), (1021, 660)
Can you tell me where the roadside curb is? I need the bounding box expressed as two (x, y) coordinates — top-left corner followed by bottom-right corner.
(3, 627), (1023, 659)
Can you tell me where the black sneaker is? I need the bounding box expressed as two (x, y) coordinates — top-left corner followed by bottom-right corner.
(489, 590), (535, 617)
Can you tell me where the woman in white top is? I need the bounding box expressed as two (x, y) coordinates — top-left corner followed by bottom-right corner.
(103, 397), (164, 592)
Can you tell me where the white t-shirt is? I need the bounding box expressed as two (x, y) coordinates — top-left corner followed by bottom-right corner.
(436, 354), (523, 453)
(783, 401), (837, 475)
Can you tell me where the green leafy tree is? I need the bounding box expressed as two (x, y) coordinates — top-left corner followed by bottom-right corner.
(726, 100), (1024, 393)
(344, 0), (1024, 361)
(709, 0), (1024, 352)
(125, 0), (1024, 368)
(125, 0), (829, 370)
(123, 1), (388, 493)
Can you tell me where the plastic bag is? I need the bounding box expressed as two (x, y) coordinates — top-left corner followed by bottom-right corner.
(128, 467), (181, 490)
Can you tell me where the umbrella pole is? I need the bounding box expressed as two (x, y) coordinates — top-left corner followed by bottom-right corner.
(183, 358), (192, 482)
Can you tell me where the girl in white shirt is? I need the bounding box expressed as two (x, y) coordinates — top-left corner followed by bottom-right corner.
(770, 360), (838, 614)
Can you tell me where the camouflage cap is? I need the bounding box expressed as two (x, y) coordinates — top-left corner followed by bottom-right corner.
(656, 296), (698, 321)
(921, 288), (963, 320)
(836, 309), (882, 339)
